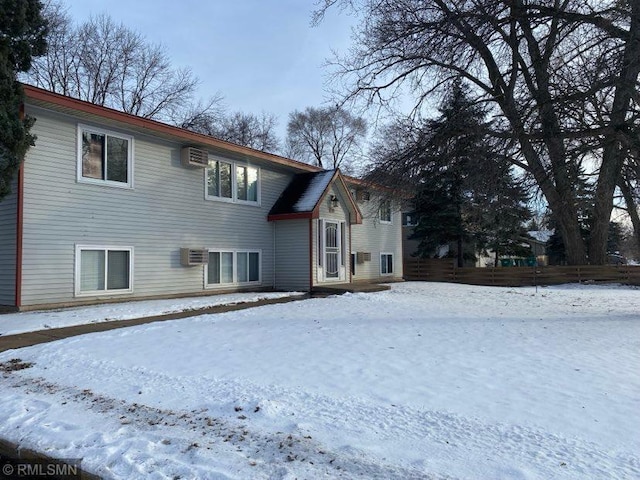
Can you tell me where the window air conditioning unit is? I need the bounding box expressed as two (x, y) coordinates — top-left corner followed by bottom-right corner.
(181, 147), (209, 168)
(181, 248), (209, 266)
(356, 252), (372, 264)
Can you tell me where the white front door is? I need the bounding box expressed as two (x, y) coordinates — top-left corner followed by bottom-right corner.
(318, 220), (346, 282)
(325, 221), (340, 279)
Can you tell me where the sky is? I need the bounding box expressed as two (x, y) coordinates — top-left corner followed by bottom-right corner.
(64, 0), (358, 140)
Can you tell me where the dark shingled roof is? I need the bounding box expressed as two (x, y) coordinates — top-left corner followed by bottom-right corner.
(269, 170), (336, 216)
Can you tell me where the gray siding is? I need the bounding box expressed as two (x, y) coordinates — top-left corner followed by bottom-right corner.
(20, 106), (293, 307)
(274, 220), (310, 291)
(350, 193), (404, 282)
(0, 182), (17, 306)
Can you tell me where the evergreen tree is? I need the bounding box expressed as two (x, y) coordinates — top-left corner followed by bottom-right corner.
(409, 79), (531, 266)
(481, 164), (532, 265)
(0, 0), (47, 200)
(607, 221), (626, 255)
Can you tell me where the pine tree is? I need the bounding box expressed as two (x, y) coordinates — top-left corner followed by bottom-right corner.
(0, 0), (47, 200)
(410, 79), (531, 266)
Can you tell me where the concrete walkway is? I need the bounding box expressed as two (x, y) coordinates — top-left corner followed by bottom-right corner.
(0, 294), (309, 353)
(0, 294), (313, 478)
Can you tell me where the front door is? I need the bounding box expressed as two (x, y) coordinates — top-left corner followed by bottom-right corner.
(318, 220), (346, 282)
(325, 221), (340, 279)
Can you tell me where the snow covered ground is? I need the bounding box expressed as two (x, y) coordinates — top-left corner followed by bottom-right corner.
(0, 292), (303, 336)
(0, 282), (638, 479)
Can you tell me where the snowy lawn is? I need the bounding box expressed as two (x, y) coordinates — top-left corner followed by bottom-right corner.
(0, 282), (638, 479)
(0, 292), (304, 336)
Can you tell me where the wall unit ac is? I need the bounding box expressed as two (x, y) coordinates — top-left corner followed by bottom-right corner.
(181, 248), (209, 266)
(356, 252), (372, 264)
(181, 147), (209, 168)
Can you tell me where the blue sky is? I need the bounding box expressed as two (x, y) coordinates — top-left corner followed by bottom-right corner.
(65, 0), (357, 137)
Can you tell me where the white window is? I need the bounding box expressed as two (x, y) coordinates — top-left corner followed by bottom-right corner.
(206, 158), (260, 205)
(77, 125), (133, 188)
(207, 251), (234, 284)
(402, 213), (417, 226)
(207, 160), (233, 200)
(75, 245), (133, 296)
(379, 200), (392, 223)
(206, 250), (261, 287)
(236, 165), (259, 203)
(380, 253), (394, 275)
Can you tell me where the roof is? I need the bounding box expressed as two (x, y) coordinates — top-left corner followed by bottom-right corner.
(270, 170), (336, 216)
(22, 84), (322, 174)
(268, 170), (362, 223)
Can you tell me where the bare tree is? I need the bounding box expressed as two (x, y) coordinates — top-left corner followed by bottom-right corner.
(286, 106), (366, 171)
(315, 0), (640, 265)
(25, 3), (223, 126)
(212, 111), (280, 153)
(618, 145), (640, 255)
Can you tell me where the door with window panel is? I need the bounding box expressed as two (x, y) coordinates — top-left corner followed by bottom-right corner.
(324, 221), (340, 279)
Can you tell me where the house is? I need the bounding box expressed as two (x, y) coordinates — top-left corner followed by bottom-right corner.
(0, 86), (403, 311)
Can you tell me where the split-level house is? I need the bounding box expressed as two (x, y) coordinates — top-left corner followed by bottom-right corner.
(0, 85), (403, 311)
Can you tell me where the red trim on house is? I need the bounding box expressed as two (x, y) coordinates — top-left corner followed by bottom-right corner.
(334, 172), (363, 224)
(22, 84), (322, 175)
(266, 172), (363, 226)
(267, 212), (314, 222)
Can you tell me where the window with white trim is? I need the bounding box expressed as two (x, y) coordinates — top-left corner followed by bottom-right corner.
(78, 125), (133, 188)
(207, 160), (233, 200)
(75, 246), (133, 295)
(236, 165), (259, 202)
(207, 251), (234, 284)
(206, 250), (261, 286)
(380, 253), (394, 275)
(379, 200), (392, 223)
(206, 159), (260, 204)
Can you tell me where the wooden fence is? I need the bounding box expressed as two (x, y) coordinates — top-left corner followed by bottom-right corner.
(403, 258), (640, 287)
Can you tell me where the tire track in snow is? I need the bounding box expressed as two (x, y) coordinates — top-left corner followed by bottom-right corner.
(1, 369), (441, 479)
(65, 356), (640, 480)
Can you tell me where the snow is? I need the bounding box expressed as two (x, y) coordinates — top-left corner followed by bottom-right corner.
(0, 282), (638, 479)
(0, 292), (304, 336)
(293, 170), (335, 212)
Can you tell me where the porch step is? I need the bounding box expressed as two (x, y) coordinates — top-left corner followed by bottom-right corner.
(311, 283), (391, 295)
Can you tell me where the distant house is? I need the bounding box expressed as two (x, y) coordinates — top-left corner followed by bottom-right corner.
(0, 86), (402, 311)
(476, 231), (552, 267)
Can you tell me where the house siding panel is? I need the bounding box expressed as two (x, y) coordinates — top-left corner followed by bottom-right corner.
(274, 219), (310, 291)
(350, 193), (403, 282)
(20, 106), (293, 307)
(0, 182), (17, 306)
